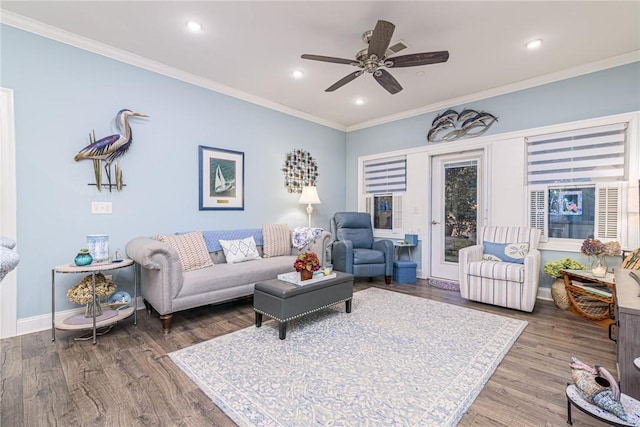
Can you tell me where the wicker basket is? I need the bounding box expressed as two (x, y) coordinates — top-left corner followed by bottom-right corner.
(551, 279), (571, 310)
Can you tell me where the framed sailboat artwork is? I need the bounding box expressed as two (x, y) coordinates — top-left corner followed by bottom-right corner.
(199, 145), (244, 210)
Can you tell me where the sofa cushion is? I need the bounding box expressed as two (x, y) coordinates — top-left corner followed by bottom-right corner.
(353, 248), (385, 265)
(482, 241), (529, 264)
(156, 231), (213, 272)
(262, 224), (291, 258)
(220, 236), (261, 264)
(467, 260), (524, 282)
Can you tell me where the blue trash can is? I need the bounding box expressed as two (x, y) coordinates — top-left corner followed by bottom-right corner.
(393, 260), (417, 284)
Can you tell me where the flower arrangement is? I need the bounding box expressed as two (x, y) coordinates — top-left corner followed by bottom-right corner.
(67, 272), (116, 305)
(293, 251), (321, 273)
(580, 238), (622, 257)
(544, 258), (587, 278)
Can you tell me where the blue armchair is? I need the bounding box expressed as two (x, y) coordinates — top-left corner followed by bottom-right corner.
(330, 212), (394, 284)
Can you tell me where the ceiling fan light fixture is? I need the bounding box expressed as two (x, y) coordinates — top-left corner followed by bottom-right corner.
(354, 98), (366, 105)
(526, 39), (543, 50)
(186, 21), (202, 32)
(292, 70), (304, 79)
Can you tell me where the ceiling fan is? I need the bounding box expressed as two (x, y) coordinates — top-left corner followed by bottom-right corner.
(301, 20), (449, 95)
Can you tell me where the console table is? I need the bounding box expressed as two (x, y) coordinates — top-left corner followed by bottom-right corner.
(614, 268), (640, 400)
(561, 269), (615, 321)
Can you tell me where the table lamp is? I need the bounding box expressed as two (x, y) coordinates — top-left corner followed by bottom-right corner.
(299, 186), (321, 228)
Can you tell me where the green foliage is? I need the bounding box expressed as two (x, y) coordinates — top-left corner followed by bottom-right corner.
(543, 257), (587, 278)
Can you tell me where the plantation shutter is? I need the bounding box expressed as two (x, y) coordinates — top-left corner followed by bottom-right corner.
(363, 156), (407, 193)
(595, 183), (622, 240)
(365, 195), (373, 218)
(393, 194), (403, 230)
(527, 186), (548, 242)
(526, 123), (627, 185)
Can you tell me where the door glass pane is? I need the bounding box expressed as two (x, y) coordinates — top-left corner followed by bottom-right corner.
(444, 161), (478, 262)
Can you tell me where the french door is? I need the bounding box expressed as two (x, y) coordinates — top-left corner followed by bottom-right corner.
(430, 151), (484, 280)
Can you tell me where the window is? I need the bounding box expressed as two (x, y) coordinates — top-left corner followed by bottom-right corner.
(362, 156), (406, 235)
(527, 122), (627, 242)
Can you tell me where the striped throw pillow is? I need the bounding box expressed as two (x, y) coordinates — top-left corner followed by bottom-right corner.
(156, 231), (213, 272)
(262, 224), (291, 258)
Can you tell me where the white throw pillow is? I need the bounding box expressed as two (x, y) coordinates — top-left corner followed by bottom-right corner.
(219, 236), (261, 264)
(156, 231), (213, 272)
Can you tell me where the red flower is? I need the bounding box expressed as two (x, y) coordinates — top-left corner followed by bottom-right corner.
(293, 251), (320, 272)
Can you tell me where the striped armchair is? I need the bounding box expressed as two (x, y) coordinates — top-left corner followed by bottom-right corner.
(458, 226), (541, 312)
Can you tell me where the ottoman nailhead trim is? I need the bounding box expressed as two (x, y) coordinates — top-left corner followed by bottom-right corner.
(254, 297), (352, 323)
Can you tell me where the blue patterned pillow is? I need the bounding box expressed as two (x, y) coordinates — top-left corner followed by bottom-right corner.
(482, 241), (529, 264)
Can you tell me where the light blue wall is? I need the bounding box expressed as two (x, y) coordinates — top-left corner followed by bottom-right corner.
(1, 25), (346, 319)
(345, 62), (640, 210)
(345, 61), (639, 287)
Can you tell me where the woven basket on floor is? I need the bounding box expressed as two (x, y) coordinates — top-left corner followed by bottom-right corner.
(551, 279), (571, 310)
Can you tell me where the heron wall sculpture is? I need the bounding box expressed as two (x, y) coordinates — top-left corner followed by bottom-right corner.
(74, 109), (149, 191)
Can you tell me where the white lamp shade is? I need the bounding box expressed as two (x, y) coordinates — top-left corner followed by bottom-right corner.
(299, 186), (321, 205)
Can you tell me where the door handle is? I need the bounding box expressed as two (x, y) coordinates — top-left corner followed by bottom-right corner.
(431, 221), (440, 225)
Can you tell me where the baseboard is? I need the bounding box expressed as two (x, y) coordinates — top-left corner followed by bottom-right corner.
(537, 286), (552, 301)
(16, 296), (145, 337)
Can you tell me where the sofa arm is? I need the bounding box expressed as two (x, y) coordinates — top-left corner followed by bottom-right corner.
(372, 239), (394, 276)
(125, 237), (185, 302)
(292, 230), (334, 267)
(332, 240), (353, 274)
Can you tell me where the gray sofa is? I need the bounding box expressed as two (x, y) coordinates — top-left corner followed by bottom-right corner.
(126, 228), (332, 332)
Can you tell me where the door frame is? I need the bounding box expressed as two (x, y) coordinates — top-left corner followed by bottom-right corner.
(1, 88), (18, 338)
(429, 149), (485, 280)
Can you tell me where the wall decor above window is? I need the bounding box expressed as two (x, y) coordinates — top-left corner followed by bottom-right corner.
(74, 109), (149, 191)
(427, 108), (497, 143)
(282, 148), (318, 193)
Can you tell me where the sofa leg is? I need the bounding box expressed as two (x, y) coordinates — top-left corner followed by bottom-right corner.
(385, 275), (392, 284)
(143, 299), (153, 315)
(159, 314), (172, 334)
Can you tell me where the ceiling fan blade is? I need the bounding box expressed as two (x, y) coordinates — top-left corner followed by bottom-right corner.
(367, 20), (395, 59)
(374, 69), (402, 94)
(387, 51), (450, 68)
(301, 54), (356, 65)
(325, 71), (363, 92)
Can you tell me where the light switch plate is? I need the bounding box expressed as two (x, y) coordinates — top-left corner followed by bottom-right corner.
(91, 201), (112, 214)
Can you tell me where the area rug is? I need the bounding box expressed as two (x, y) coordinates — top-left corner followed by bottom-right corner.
(428, 277), (461, 291)
(169, 287), (527, 426)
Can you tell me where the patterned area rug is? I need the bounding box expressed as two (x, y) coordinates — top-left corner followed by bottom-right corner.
(169, 288), (527, 426)
(428, 277), (461, 291)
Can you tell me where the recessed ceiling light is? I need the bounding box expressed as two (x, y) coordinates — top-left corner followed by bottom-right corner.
(292, 70), (304, 79)
(186, 21), (202, 32)
(526, 39), (543, 50)
(354, 98), (366, 106)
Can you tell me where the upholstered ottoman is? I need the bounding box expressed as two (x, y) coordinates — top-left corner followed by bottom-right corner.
(254, 271), (354, 339)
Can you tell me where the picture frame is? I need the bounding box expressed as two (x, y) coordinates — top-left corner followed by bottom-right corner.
(199, 145), (244, 210)
(558, 190), (582, 215)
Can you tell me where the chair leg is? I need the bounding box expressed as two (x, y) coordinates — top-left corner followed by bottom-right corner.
(385, 275), (392, 284)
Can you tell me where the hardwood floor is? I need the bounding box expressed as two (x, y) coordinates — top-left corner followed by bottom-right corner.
(1, 279), (616, 426)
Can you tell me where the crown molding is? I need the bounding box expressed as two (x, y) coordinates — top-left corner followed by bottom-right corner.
(346, 50), (640, 132)
(0, 10), (347, 132)
(3, 10), (637, 134)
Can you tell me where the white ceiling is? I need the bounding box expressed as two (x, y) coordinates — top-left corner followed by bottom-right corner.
(2, 1), (639, 130)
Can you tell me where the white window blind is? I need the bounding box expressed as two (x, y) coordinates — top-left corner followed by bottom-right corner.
(363, 156), (407, 193)
(526, 123), (627, 185)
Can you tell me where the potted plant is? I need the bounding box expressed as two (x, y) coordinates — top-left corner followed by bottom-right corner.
(544, 258), (586, 310)
(293, 251), (321, 281)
